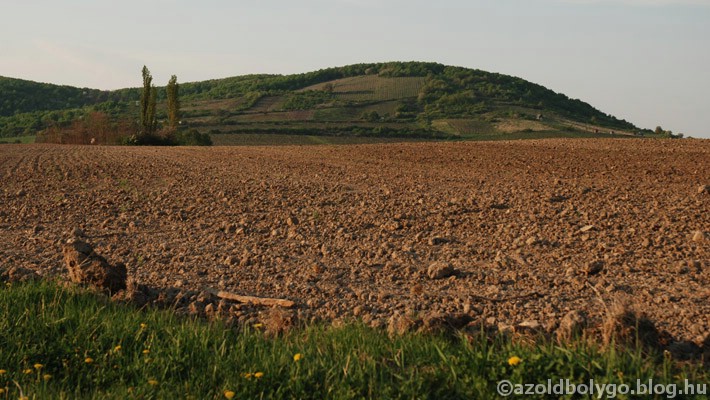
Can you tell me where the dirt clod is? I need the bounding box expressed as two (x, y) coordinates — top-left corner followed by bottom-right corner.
(427, 262), (456, 279)
(263, 307), (297, 336)
(601, 298), (660, 349)
(387, 313), (419, 336)
(692, 231), (705, 243)
(556, 310), (587, 342)
(62, 239), (126, 294)
(583, 260), (604, 276)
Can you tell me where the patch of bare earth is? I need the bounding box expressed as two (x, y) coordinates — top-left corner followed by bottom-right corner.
(0, 139), (708, 349)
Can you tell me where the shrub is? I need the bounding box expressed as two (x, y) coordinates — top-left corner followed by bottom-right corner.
(174, 129), (212, 146)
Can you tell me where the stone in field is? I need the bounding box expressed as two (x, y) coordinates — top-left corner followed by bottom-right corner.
(427, 261), (456, 279)
(62, 239), (126, 294)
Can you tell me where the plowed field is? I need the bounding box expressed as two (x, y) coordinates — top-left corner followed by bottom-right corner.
(1, 139), (708, 342)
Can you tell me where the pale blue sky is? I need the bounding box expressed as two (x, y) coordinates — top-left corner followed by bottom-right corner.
(1, 0), (709, 137)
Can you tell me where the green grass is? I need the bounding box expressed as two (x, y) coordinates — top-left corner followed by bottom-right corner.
(0, 281), (706, 399)
(0, 135), (35, 144)
(431, 119), (497, 136)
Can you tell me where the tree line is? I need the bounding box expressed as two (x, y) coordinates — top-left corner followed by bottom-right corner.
(35, 66), (210, 145)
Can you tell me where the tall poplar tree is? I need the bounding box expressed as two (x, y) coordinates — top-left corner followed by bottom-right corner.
(166, 75), (180, 130)
(140, 66), (157, 136)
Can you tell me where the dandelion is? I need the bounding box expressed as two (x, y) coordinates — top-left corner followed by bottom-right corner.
(293, 353), (303, 362)
(242, 372), (253, 379)
(23, 369), (33, 375)
(0, 369), (6, 375)
(508, 356), (522, 366)
(142, 349), (150, 355)
(113, 345), (122, 352)
(148, 379), (159, 386)
(254, 372), (264, 379)
(224, 390), (236, 399)
(43, 374), (52, 381)
(85, 357), (94, 364)
(34, 363), (44, 370)
(140, 323), (148, 330)
(0, 388), (4, 395)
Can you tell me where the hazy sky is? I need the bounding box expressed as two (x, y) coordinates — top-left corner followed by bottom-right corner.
(1, 0), (709, 137)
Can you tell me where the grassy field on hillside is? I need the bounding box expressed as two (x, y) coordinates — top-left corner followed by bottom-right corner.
(0, 280), (706, 399)
(0, 135), (35, 144)
(301, 76), (427, 102)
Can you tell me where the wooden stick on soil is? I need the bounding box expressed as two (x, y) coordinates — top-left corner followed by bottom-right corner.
(206, 288), (295, 308)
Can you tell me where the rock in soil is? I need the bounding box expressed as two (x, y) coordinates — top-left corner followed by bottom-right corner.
(62, 239), (126, 294)
(427, 262), (456, 279)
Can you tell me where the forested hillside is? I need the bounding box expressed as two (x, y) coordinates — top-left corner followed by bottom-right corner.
(0, 62), (643, 140)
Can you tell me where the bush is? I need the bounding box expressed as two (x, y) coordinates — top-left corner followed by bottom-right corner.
(174, 129), (212, 146)
(361, 111), (380, 122)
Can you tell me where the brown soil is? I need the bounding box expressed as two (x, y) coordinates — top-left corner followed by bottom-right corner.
(0, 139), (708, 343)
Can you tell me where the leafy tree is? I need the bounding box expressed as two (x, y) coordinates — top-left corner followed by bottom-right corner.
(166, 75), (180, 129)
(140, 66), (157, 136)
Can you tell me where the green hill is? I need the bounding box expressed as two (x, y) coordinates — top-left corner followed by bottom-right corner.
(0, 62), (645, 141)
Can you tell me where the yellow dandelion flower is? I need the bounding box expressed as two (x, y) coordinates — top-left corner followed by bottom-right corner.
(43, 373), (52, 381)
(508, 356), (522, 366)
(85, 357), (94, 364)
(254, 372), (264, 379)
(293, 353), (303, 362)
(142, 349), (150, 355)
(23, 368), (33, 375)
(34, 363), (44, 370)
(243, 372), (253, 379)
(0, 369), (6, 375)
(148, 379), (159, 386)
(140, 323), (148, 329)
(0, 388), (4, 395)
(113, 345), (122, 352)
(224, 390), (236, 399)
